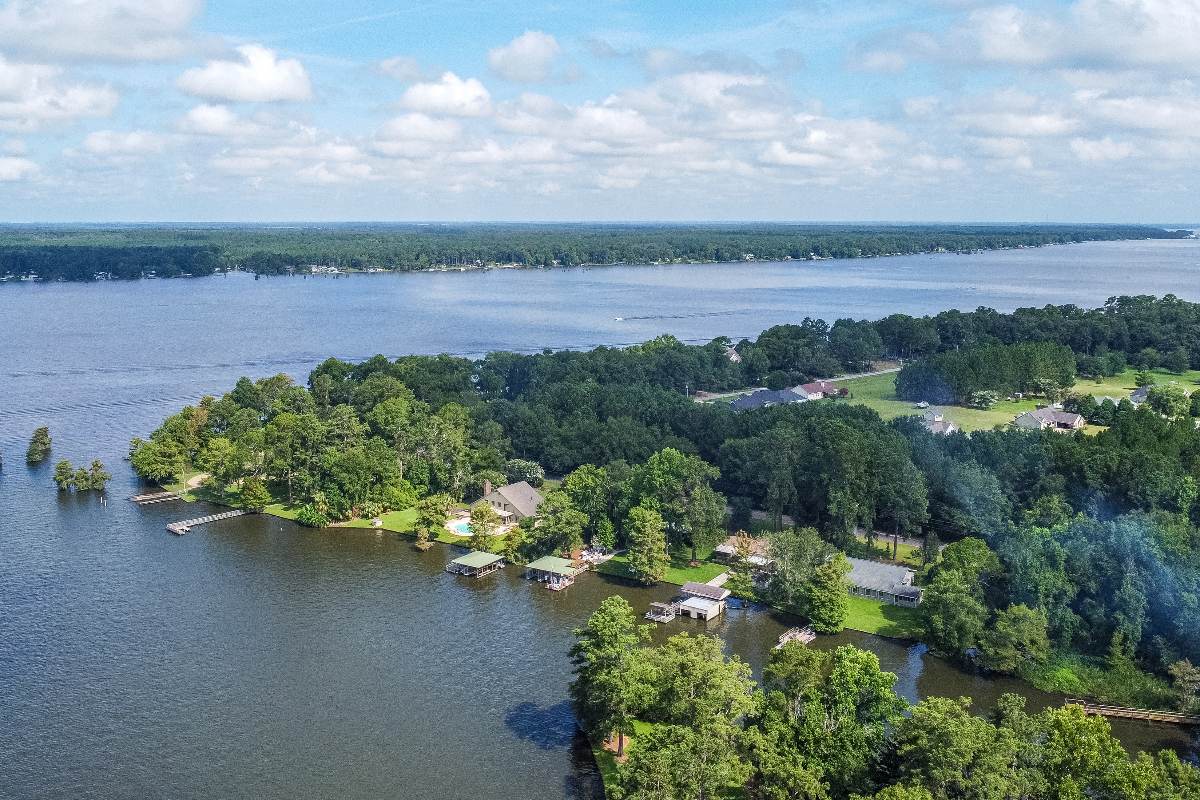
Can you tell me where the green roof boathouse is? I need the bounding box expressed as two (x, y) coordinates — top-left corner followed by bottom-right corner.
(447, 551), (504, 577)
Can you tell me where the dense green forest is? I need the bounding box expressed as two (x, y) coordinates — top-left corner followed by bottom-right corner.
(132, 294), (1200, 717)
(569, 596), (1200, 800)
(0, 223), (1189, 280)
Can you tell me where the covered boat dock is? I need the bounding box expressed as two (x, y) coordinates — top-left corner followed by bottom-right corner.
(446, 551), (504, 577)
(525, 556), (580, 589)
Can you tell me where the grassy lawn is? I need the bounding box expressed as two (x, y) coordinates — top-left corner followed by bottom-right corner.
(837, 372), (1042, 431)
(854, 535), (922, 568)
(595, 552), (728, 586)
(338, 507), (420, 534)
(833, 366), (1200, 434)
(843, 595), (920, 639)
(1075, 367), (1200, 399)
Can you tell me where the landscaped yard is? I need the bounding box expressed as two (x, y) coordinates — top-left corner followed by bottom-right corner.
(843, 595), (920, 639)
(836, 365), (1200, 433)
(594, 551), (729, 585)
(854, 535), (922, 567)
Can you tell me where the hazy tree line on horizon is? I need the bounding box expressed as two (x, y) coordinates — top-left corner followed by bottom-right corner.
(127, 293), (1200, 715)
(0, 224), (1189, 281)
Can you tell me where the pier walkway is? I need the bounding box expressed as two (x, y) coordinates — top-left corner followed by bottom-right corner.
(129, 490), (184, 505)
(1066, 699), (1200, 726)
(167, 509), (253, 535)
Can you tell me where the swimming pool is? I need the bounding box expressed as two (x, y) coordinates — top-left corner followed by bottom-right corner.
(448, 520), (471, 536)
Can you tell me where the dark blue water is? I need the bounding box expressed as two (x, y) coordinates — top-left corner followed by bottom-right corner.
(3, 239), (1198, 798)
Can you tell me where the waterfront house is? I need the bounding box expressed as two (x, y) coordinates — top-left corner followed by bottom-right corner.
(845, 558), (923, 606)
(679, 581), (731, 620)
(1014, 407), (1086, 431)
(474, 480), (544, 523)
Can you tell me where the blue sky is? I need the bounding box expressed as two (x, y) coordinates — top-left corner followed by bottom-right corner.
(0, 0), (1198, 222)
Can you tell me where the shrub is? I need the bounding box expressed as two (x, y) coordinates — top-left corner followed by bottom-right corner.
(295, 504), (329, 528)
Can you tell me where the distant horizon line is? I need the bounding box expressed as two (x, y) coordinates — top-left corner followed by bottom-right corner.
(0, 221), (1196, 229)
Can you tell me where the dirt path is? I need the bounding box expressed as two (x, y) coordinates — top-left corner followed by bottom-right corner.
(186, 472), (210, 489)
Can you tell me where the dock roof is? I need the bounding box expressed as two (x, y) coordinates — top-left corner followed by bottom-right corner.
(681, 581), (731, 601)
(451, 551), (504, 568)
(525, 555), (576, 575)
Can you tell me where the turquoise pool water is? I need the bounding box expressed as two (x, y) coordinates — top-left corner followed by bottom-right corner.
(448, 520), (471, 535)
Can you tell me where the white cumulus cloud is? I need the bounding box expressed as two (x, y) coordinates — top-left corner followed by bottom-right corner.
(0, 154), (37, 179)
(0, 57), (118, 132)
(1070, 136), (1137, 160)
(81, 129), (168, 155)
(488, 31), (563, 83)
(0, 0), (206, 63)
(400, 72), (491, 116)
(175, 44), (311, 103)
(178, 103), (262, 136)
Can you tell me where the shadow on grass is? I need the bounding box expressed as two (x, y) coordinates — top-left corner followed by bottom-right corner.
(876, 603), (920, 638)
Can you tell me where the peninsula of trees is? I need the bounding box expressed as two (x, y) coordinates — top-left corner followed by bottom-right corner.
(0, 223), (1189, 281)
(132, 294), (1200, 714)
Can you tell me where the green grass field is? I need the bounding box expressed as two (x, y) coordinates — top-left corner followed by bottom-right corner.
(854, 535), (922, 567)
(594, 551), (729, 586)
(843, 595), (921, 639)
(837, 366), (1200, 433)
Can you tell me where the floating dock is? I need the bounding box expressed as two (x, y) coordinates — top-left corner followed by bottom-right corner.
(646, 601), (682, 623)
(775, 626), (817, 648)
(166, 509), (253, 535)
(1065, 699), (1200, 726)
(129, 490), (184, 505)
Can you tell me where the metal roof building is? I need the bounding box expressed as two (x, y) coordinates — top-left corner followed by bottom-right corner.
(845, 557), (923, 607)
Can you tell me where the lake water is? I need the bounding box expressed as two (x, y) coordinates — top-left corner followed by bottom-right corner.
(2, 239), (1199, 798)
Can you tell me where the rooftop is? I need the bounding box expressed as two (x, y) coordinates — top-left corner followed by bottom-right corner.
(490, 481), (545, 517)
(845, 557), (917, 595)
(681, 581), (731, 601)
(681, 596), (719, 613)
(525, 555), (577, 575)
(730, 388), (807, 411)
(451, 551), (504, 568)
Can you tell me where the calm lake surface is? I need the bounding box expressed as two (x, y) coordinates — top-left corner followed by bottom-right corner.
(3, 239), (1199, 798)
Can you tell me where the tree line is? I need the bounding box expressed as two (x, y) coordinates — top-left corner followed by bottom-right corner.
(569, 596), (1200, 800)
(0, 224), (1187, 280)
(131, 297), (1200, 703)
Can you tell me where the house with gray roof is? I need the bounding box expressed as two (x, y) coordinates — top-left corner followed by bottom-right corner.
(845, 557), (923, 606)
(474, 480), (544, 523)
(1014, 407), (1085, 431)
(730, 387), (808, 411)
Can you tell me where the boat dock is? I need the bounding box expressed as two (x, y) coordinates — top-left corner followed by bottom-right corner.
(1066, 699), (1200, 726)
(645, 601), (682, 623)
(775, 627), (817, 648)
(166, 509), (253, 535)
(129, 490), (184, 505)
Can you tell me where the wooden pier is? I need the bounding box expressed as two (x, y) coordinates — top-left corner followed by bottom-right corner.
(166, 509), (253, 535)
(645, 600), (682, 623)
(775, 627), (817, 649)
(1065, 699), (1200, 726)
(129, 490), (184, 505)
